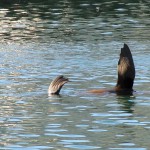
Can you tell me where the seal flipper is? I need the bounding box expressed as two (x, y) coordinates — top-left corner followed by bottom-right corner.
(48, 75), (69, 95)
(116, 44), (135, 90)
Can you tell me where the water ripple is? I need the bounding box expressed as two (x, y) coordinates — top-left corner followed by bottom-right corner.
(64, 144), (101, 149)
(1, 1), (150, 150)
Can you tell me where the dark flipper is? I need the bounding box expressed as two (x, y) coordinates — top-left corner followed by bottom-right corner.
(116, 44), (135, 90)
(48, 75), (69, 95)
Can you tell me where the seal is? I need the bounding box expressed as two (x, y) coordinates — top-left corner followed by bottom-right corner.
(48, 44), (135, 95)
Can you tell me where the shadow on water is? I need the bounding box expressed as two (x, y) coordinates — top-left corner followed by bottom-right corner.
(117, 94), (135, 113)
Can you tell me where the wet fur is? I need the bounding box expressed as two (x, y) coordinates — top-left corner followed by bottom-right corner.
(116, 44), (135, 90)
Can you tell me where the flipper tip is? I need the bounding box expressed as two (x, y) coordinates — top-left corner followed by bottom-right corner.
(48, 75), (69, 95)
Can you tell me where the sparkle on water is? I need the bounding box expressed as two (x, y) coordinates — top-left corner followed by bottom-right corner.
(0, 0), (150, 150)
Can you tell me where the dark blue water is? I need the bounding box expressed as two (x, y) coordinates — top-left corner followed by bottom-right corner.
(0, 1), (150, 150)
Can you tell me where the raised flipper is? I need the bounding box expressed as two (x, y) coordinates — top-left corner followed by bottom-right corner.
(88, 44), (135, 95)
(48, 75), (69, 95)
(116, 44), (135, 90)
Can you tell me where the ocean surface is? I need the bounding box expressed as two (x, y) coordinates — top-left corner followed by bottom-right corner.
(0, 0), (150, 149)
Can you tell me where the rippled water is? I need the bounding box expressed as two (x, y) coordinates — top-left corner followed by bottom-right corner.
(0, 0), (150, 150)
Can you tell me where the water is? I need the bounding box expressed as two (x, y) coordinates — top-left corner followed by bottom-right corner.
(0, 0), (150, 150)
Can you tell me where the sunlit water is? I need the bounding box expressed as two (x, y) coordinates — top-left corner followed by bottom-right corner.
(0, 0), (150, 150)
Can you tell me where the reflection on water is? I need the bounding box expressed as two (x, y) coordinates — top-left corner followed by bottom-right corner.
(0, 0), (150, 43)
(117, 95), (135, 113)
(0, 0), (150, 150)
